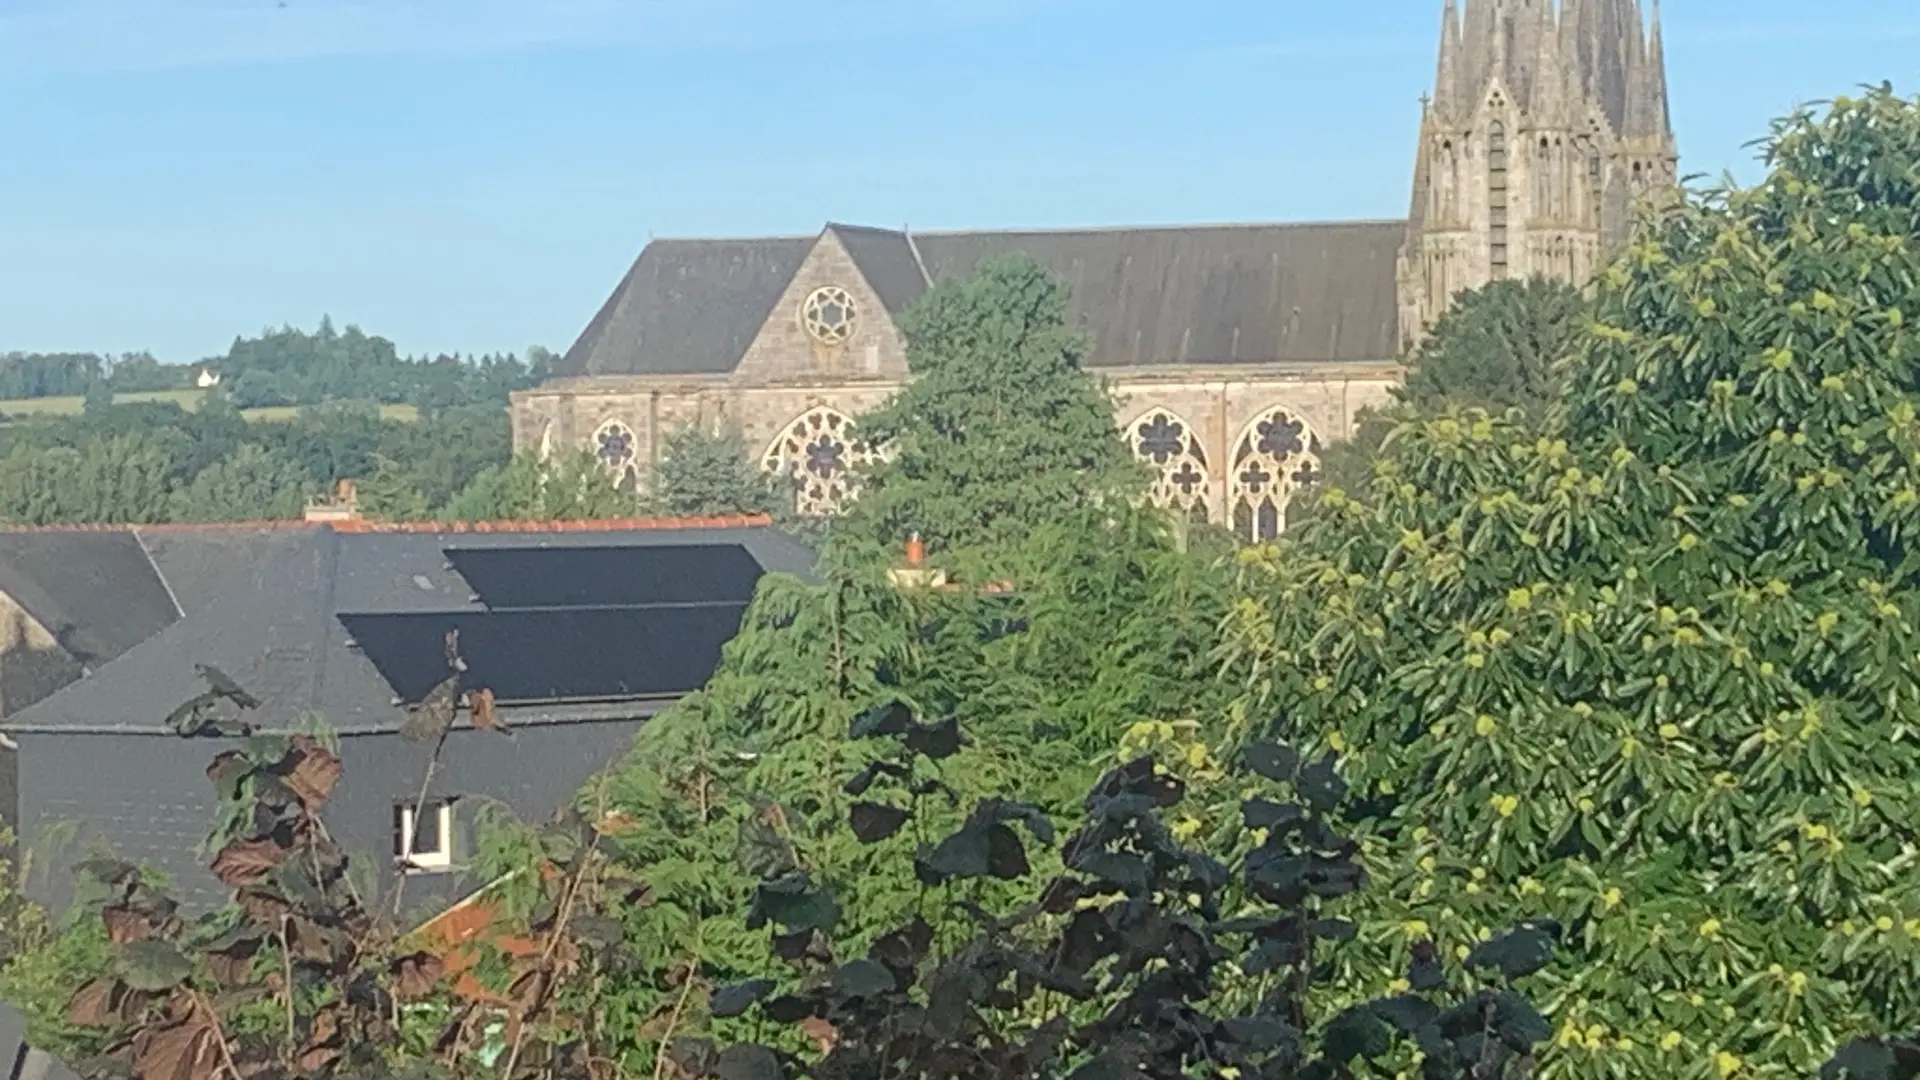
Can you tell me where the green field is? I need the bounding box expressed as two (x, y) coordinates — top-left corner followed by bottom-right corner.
(0, 389), (418, 422)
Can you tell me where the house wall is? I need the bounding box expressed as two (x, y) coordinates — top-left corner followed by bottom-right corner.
(330, 721), (651, 920)
(17, 721), (650, 919)
(15, 733), (221, 913)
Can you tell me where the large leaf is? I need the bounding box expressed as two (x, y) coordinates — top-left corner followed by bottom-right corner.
(848, 801), (911, 843)
(119, 939), (195, 992)
(709, 978), (776, 1019)
(849, 701), (913, 739)
(1464, 925), (1556, 982)
(749, 873), (840, 933)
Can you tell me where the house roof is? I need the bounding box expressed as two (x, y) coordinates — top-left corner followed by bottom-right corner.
(0, 531), (180, 668)
(555, 219), (1407, 378)
(0, 516), (813, 735)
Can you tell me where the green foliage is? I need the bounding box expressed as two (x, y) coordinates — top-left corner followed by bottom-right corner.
(0, 434), (175, 524)
(439, 448), (643, 522)
(0, 352), (110, 399)
(690, 709), (1553, 1080)
(842, 255), (1140, 562)
(215, 316), (543, 410)
(1401, 277), (1588, 421)
(1297, 278), (1589, 525)
(166, 443), (312, 522)
(462, 256), (1236, 1072)
(1222, 86), (1920, 1076)
(650, 422), (778, 517)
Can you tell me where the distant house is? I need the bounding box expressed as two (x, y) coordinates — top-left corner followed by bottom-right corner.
(0, 514), (811, 915)
(195, 367), (221, 388)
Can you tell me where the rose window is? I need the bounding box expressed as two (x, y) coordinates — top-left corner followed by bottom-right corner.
(594, 421), (636, 469)
(800, 286), (857, 346)
(763, 406), (878, 516)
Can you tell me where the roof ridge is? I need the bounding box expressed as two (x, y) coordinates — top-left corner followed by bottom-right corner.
(0, 514), (774, 535)
(328, 513), (775, 533)
(907, 218), (1408, 236)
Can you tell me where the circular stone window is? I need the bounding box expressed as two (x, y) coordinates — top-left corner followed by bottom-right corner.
(800, 286), (856, 345)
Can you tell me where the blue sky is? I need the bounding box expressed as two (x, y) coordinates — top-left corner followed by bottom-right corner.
(0, 0), (1913, 364)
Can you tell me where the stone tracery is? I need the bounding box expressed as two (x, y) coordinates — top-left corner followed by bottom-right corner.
(591, 419), (640, 487)
(762, 406), (877, 516)
(1228, 407), (1321, 543)
(1127, 407), (1211, 522)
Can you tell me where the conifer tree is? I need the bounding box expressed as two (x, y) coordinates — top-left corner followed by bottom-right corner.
(840, 254), (1140, 563)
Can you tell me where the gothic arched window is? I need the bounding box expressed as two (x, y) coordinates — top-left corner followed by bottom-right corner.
(1488, 121), (1509, 278)
(762, 407), (877, 516)
(1128, 408), (1211, 522)
(1229, 407), (1322, 543)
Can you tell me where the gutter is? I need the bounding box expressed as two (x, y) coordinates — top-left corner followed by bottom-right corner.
(0, 693), (683, 737)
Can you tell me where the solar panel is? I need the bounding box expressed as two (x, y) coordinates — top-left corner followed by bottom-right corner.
(339, 604), (750, 703)
(444, 544), (766, 609)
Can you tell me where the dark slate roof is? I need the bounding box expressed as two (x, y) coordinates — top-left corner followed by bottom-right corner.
(554, 236), (817, 378)
(0, 532), (179, 667)
(829, 223), (930, 317)
(3, 520), (815, 735)
(561, 219), (1406, 377)
(909, 221), (1405, 366)
(139, 526), (327, 615)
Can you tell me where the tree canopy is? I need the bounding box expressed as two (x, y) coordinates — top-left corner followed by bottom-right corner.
(841, 255), (1139, 564)
(1224, 86), (1920, 1075)
(1306, 276), (1590, 518)
(651, 423), (779, 518)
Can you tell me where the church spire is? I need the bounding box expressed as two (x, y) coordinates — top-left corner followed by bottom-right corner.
(1432, 0), (1464, 117)
(1642, 0), (1673, 141)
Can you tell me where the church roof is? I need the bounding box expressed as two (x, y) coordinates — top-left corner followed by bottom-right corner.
(555, 219), (1407, 378)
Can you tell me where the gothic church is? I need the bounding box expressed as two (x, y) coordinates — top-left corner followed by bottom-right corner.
(510, 0), (1677, 541)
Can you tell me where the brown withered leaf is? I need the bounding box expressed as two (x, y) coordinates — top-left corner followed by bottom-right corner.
(236, 888), (291, 925)
(800, 1016), (837, 1055)
(293, 1005), (343, 1072)
(294, 1040), (341, 1074)
(100, 904), (162, 945)
(466, 687), (505, 732)
(389, 951), (446, 1001)
(130, 1014), (220, 1080)
(66, 979), (121, 1027)
(211, 837), (288, 887)
(204, 938), (261, 987)
(282, 737), (342, 811)
(285, 916), (353, 967)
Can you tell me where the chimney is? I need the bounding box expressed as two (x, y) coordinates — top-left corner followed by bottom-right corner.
(886, 532), (946, 590)
(304, 477), (362, 523)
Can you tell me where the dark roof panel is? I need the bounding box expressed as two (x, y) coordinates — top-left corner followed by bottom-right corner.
(910, 221), (1405, 366)
(339, 605), (749, 704)
(444, 544), (765, 609)
(0, 532), (178, 666)
(556, 236), (816, 377)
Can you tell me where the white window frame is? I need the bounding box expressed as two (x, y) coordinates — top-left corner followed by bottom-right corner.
(395, 799), (455, 872)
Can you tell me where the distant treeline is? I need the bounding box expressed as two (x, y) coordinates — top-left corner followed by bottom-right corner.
(1, 316), (554, 411)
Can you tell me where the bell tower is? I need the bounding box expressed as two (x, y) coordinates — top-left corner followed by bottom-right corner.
(1395, 0), (1677, 350)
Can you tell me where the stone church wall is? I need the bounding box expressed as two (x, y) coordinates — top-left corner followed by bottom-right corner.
(511, 362), (1400, 539)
